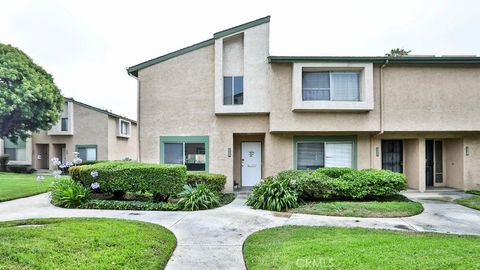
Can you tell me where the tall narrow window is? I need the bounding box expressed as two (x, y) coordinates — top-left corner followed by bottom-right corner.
(61, 118), (68, 131)
(223, 76), (243, 105)
(302, 71), (359, 101)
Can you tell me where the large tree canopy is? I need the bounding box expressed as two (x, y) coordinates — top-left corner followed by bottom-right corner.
(0, 43), (63, 142)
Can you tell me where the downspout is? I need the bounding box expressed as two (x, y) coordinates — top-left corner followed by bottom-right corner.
(127, 71), (141, 162)
(370, 59), (389, 167)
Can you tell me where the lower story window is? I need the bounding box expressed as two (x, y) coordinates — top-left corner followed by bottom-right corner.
(295, 137), (355, 169)
(3, 138), (26, 161)
(76, 145), (97, 161)
(160, 136), (209, 172)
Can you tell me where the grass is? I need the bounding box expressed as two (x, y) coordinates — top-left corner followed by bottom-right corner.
(243, 226), (480, 270)
(466, 190), (480, 196)
(456, 195), (480, 211)
(289, 196), (423, 218)
(0, 172), (53, 202)
(0, 218), (176, 269)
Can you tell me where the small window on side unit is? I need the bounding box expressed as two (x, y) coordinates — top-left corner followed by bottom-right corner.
(119, 120), (130, 136)
(302, 71), (359, 101)
(61, 118), (68, 131)
(223, 76), (243, 105)
(77, 146), (97, 161)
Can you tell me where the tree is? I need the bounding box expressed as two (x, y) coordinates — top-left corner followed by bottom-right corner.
(385, 48), (411, 57)
(0, 43), (63, 142)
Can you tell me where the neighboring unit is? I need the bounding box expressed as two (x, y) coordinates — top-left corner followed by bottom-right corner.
(128, 16), (480, 192)
(0, 98), (138, 170)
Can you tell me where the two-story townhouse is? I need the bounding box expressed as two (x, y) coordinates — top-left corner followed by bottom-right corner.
(127, 16), (480, 192)
(0, 97), (138, 170)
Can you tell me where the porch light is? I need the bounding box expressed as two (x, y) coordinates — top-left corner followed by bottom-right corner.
(466, 146), (470, 156)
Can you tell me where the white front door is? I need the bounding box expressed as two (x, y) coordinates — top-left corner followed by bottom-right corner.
(241, 142), (262, 186)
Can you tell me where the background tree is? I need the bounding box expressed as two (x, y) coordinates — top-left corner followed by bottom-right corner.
(385, 48), (411, 57)
(0, 43), (63, 142)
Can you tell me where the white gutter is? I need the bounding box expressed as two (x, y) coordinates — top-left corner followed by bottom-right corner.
(371, 60), (389, 166)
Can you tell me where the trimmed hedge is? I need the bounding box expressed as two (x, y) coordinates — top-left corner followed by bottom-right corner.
(337, 169), (407, 199)
(187, 173), (226, 193)
(69, 161), (187, 199)
(316, 167), (354, 179)
(83, 200), (178, 211)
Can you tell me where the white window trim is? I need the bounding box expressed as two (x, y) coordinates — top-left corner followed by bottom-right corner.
(117, 119), (131, 138)
(292, 62), (374, 112)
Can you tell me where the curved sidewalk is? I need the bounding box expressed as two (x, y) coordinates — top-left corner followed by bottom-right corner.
(0, 191), (479, 270)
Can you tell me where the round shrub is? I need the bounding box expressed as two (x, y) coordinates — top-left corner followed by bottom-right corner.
(276, 169), (336, 200)
(337, 169), (407, 199)
(315, 167), (355, 179)
(186, 173), (226, 193)
(177, 184), (220, 211)
(50, 177), (90, 208)
(246, 177), (298, 211)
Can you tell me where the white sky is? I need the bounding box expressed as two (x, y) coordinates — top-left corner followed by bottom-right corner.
(1, 0), (480, 120)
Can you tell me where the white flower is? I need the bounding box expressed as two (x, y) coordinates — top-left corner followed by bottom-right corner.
(91, 182), (100, 190)
(51, 157), (61, 166)
(90, 171), (98, 178)
(73, 157), (82, 165)
(52, 170), (62, 178)
(36, 175), (45, 181)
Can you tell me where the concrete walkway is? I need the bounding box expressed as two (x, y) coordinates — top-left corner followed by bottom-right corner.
(0, 190), (479, 269)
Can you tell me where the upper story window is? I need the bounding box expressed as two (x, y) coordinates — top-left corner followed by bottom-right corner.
(61, 117), (68, 131)
(292, 63), (373, 112)
(3, 138), (27, 161)
(118, 119), (131, 137)
(302, 72), (359, 101)
(223, 76), (243, 105)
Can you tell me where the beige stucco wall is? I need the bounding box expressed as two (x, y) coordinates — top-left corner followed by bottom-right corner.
(464, 136), (480, 189)
(383, 66), (480, 132)
(269, 64), (381, 132)
(29, 102), (138, 170)
(107, 116), (138, 161)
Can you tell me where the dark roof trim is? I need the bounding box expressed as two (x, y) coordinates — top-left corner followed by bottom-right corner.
(64, 97), (137, 124)
(127, 16), (271, 77)
(268, 56), (480, 64)
(127, 38), (214, 77)
(213, 16), (270, 39)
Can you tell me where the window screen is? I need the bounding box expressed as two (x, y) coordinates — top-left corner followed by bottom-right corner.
(302, 72), (330, 100)
(164, 143), (183, 164)
(302, 71), (360, 101)
(331, 72), (359, 101)
(297, 143), (325, 170)
(223, 77), (233, 105)
(78, 147), (97, 161)
(325, 143), (353, 168)
(61, 118), (68, 131)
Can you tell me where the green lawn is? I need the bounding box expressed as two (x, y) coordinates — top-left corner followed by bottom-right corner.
(0, 172), (54, 202)
(244, 226), (480, 270)
(0, 218), (176, 269)
(456, 195), (480, 210)
(289, 197), (423, 218)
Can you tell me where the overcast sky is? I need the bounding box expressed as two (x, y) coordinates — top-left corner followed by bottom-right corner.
(1, 0), (479, 120)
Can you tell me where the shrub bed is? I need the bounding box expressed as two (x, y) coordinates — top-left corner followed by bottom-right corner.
(70, 161), (187, 200)
(187, 173), (226, 193)
(247, 167), (407, 211)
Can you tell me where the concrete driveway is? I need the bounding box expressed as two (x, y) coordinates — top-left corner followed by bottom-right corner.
(0, 190), (478, 270)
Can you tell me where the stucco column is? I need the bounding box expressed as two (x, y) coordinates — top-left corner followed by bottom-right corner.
(371, 136), (382, 169)
(418, 138), (426, 192)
